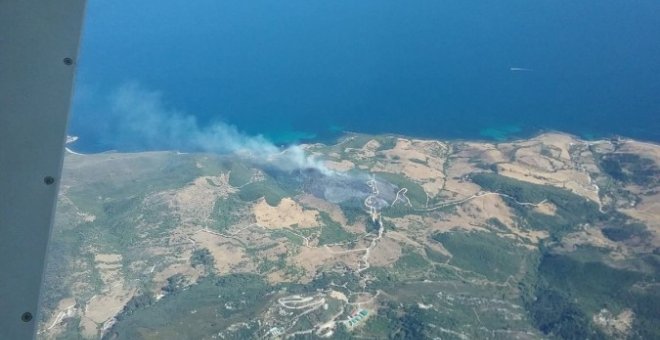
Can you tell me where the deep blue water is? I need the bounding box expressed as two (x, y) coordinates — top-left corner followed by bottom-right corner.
(70, 0), (660, 152)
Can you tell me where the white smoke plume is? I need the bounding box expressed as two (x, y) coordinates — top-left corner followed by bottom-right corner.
(73, 82), (331, 173)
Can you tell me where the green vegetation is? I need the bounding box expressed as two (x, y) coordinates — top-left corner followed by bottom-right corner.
(106, 274), (270, 339)
(471, 173), (602, 237)
(227, 161), (254, 187)
(521, 249), (660, 339)
(68, 155), (202, 213)
(382, 204), (416, 218)
(540, 255), (640, 313)
(190, 248), (214, 271)
(40, 226), (85, 319)
(375, 172), (427, 207)
(375, 136), (397, 151)
(237, 179), (289, 205)
(193, 154), (230, 176)
(341, 134), (374, 149)
(598, 153), (659, 186)
(332, 323), (353, 339)
(424, 247), (450, 264)
(210, 196), (244, 231)
(365, 280), (535, 338)
(291, 225), (319, 238)
(44, 154), (223, 319)
(394, 251), (429, 273)
(317, 212), (357, 245)
(380, 303), (426, 339)
(409, 158), (428, 165)
(526, 286), (597, 339)
(162, 274), (187, 294)
(115, 292), (156, 321)
(337, 134), (397, 152)
(306, 271), (362, 293)
(486, 217), (509, 232)
(429, 265), (466, 281)
(433, 231), (531, 281)
(45, 140), (660, 339)
(257, 254), (286, 273)
(381, 218), (397, 231)
(271, 229), (305, 246)
(364, 218), (381, 233)
(100, 196), (146, 248)
(358, 315), (390, 337)
(601, 223), (650, 242)
(338, 198), (367, 225)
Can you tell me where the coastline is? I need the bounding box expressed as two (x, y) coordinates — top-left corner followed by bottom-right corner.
(65, 129), (660, 157)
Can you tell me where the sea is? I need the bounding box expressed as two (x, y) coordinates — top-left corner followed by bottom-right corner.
(69, 0), (660, 152)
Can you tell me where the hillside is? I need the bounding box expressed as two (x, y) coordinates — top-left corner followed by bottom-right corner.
(40, 133), (660, 339)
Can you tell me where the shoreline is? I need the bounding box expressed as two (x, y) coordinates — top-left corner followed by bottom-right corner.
(65, 129), (660, 156)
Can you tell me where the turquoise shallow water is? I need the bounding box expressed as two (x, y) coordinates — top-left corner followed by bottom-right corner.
(69, 0), (660, 152)
(479, 126), (523, 142)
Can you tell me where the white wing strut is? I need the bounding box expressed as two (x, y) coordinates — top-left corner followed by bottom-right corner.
(0, 1), (86, 338)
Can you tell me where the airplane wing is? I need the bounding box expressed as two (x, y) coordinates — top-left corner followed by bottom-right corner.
(0, 1), (86, 338)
